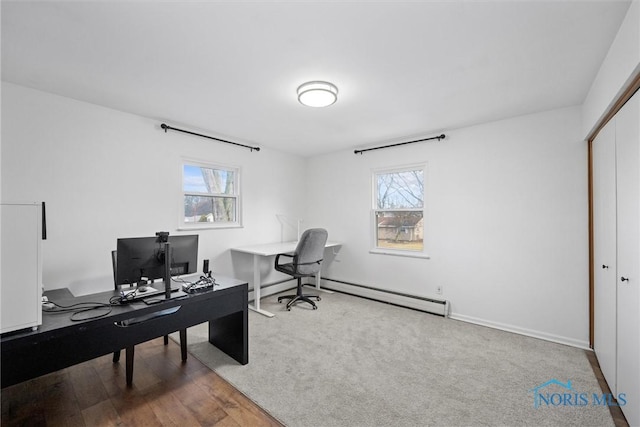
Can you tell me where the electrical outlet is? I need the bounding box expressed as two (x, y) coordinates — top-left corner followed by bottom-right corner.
(436, 285), (443, 295)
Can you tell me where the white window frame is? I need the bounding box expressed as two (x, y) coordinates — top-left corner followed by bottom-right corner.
(179, 159), (242, 230)
(370, 163), (429, 259)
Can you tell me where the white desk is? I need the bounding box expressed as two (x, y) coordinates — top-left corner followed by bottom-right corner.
(231, 241), (341, 317)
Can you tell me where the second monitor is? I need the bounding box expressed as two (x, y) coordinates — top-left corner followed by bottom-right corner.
(116, 234), (198, 288)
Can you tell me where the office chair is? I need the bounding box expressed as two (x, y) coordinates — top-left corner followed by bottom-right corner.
(111, 250), (187, 385)
(275, 228), (328, 310)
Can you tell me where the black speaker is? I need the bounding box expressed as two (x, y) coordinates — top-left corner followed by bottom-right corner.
(203, 259), (209, 274)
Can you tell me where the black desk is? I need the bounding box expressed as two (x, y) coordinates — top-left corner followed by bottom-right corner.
(1, 275), (248, 388)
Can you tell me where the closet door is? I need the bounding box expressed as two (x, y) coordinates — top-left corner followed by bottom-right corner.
(592, 117), (618, 394)
(615, 92), (639, 427)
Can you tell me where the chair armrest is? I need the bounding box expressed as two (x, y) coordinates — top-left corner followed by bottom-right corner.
(297, 258), (323, 267)
(274, 252), (295, 268)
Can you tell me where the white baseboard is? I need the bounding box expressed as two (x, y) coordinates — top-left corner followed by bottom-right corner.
(449, 313), (591, 350)
(251, 277), (589, 350)
(248, 279), (296, 303)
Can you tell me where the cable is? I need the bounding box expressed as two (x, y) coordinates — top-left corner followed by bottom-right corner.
(110, 289), (140, 305)
(43, 274), (218, 322)
(42, 300), (113, 321)
(171, 276), (191, 285)
(181, 275), (217, 293)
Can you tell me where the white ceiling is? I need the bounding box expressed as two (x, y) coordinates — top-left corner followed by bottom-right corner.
(1, 1), (631, 157)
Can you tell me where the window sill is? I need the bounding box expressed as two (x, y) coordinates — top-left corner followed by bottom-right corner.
(178, 224), (243, 231)
(369, 248), (430, 259)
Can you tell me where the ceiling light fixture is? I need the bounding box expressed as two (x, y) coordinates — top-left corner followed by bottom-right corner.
(297, 81), (338, 107)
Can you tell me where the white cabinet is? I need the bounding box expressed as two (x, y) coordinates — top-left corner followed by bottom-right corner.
(592, 91), (640, 427)
(0, 202), (43, 333)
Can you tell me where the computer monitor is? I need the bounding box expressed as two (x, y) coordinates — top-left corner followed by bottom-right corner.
(116, 234), (198, 287)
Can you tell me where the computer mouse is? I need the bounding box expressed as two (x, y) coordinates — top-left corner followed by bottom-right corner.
(138, 286), (147, 293)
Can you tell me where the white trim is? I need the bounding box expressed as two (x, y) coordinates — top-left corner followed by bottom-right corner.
(247, 279), (296, 303)
(321, 278), (589, 350)
(180, 158), (243, 229)
(449, 313), (591, 350)
(178, 224), (243, 231)
(368, 248), (430, 259)
(371, 162), (428, 257)
(371, 162), (428, 176)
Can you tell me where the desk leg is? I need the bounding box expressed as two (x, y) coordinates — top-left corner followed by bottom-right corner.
(248, 254), (275, 317)
(180, 329), (188, 362)
(209, 311), (248, 365)
(125, 346), (134, 387)
(313, 270), (334, 294)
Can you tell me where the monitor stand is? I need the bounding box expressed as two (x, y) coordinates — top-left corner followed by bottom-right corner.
(164, 241), (172, 299)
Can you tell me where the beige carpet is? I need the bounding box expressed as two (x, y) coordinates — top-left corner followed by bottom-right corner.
(178, 291), (614, 427)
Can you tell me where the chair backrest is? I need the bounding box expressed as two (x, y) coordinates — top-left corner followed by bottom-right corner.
(294, 228), (328, 275)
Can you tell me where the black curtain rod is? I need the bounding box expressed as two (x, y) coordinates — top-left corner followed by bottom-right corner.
(354, 134), (446, 155)
(161, 123), (260, 152)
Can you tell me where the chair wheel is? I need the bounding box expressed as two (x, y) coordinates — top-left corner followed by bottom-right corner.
(317, 297), (321, 301)
(313, 306), (317, 310)
(287, 307), (291, 311)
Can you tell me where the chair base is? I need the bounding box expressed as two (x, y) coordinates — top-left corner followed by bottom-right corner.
(278, 293), (320, 310)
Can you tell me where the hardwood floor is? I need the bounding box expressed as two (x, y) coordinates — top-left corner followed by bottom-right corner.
(586, 350), (629, 427)
(1, 338), (284, 426)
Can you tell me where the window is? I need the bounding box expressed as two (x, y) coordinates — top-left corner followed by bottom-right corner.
(372, 165), (427, 256)
(181, 161), (241, 228)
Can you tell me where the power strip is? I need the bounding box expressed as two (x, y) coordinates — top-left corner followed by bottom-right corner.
(182, 277), (217, 293)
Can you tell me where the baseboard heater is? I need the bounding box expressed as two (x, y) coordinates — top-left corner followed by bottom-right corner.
(321, 278), (449, 317)
(248, 278), (296, 303)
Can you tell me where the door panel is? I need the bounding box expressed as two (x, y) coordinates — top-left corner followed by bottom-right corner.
(592, 117), (618, 394)
(615, 92), (640, 427)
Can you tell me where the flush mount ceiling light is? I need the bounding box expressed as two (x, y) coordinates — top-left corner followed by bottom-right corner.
(297, 81), (338, 107)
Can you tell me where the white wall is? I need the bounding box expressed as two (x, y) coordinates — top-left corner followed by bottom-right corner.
(1, 82), (307, 295)
(0, 83), (597, 348)
(306, 106), (590, 348)
(583, 0), (640, 139)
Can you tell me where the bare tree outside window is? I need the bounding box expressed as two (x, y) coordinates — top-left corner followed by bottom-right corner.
(374, 168), (425, 252)
(183, 163), (241, 227)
